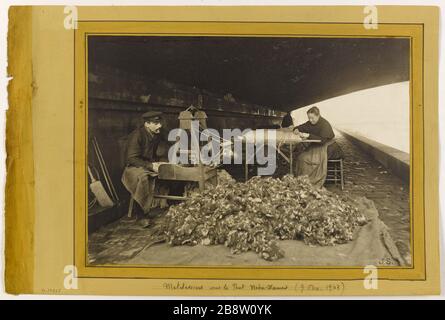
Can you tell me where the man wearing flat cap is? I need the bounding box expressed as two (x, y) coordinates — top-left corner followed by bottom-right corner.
(121, 111), (169, 217)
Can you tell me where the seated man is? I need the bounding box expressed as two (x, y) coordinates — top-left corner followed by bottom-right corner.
(293, 106), (343, 160)
(121, 111), (169, 217)
(292, 106), (343, 188)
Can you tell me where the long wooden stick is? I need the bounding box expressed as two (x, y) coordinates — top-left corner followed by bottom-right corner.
(92, 137), (119, 202)
(95, 137), (119, 202)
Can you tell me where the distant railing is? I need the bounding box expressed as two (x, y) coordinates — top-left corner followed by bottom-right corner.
(338, 129), (410, 183)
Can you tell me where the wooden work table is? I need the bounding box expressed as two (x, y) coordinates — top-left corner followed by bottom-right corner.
(158, 163), (218, 191)
(244, 139), (321, 181)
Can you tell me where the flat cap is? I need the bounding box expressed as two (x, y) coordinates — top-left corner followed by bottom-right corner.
(142, 111), (163, 120)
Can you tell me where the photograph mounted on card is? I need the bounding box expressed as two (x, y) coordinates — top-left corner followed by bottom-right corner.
(5, 6), (440, 296)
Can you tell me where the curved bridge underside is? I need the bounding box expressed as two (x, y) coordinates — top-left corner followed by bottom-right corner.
(89, 36), (410, 111)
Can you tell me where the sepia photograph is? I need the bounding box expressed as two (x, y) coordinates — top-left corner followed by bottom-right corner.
(3, 4), (441, 298)
(86, 35), (411, 267)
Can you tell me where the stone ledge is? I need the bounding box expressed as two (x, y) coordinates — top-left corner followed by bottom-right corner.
(338, 129), (410, 183)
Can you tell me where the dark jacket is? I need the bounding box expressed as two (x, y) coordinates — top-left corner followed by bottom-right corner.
(125, 126), (167, 170)
(297, 117), (343, 159)
(297, 117), (334, 143)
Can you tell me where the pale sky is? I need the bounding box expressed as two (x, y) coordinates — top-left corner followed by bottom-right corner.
(291, 81), (410, 153)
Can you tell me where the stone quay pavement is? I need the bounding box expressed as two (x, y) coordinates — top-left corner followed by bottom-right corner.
(325, 131), (411, 264)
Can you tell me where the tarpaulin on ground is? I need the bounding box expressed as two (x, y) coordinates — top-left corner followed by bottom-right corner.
(127, 196), (406, 266)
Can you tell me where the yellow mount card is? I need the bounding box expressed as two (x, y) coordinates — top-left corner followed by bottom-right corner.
(5, 5), (440, 296)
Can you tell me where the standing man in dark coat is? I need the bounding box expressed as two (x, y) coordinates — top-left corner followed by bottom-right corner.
(121, 111), (169, 216)
(281, 111), (294, 128)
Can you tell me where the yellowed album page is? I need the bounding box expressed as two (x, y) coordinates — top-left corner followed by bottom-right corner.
(5, 5), (440, 295)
